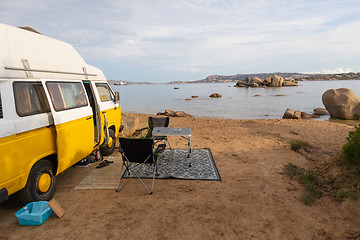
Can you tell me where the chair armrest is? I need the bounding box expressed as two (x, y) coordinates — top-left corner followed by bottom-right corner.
(154, 144), (166, 155)
(135, 127), (148, 132)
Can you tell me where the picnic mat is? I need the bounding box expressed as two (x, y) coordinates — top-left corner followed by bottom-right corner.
(74, 148), (221, 190)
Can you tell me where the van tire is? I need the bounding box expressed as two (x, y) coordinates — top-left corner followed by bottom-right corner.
(17, 160), (57, 204)
(100, 128), (116, 156)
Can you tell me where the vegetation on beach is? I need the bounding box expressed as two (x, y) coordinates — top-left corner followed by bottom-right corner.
(282, 163), (322, 206)
(333, 124), (360, 200)
(342, 125), (360, 168)
(283, 128), (360, 205)
(290, 139), (311, 152)
(257, 129), (360, 205)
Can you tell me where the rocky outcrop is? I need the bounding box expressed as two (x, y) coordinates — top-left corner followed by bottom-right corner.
(175, 111), (192, 117)
(313, 108), (329, 116)
(248, 77), (263, 87)
(322, 88), (360, 120)
(157, 109), (192, 117)
(235, 81), (248, 87)
(235, 75), (298, 88)
(283, 79), (299, 87)
(283, 108), (302, 119)
(209, 93), (222, 98)
(282, 108), (322, 120)
(119, 114), (139, 137)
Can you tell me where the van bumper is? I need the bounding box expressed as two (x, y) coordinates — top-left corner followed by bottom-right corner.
(0, 188), (8, 203)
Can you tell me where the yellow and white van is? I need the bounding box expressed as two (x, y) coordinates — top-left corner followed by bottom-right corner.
(0, 23), (122, 204)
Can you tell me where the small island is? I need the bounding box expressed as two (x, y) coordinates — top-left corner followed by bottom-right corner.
(234, 75), (298, 88)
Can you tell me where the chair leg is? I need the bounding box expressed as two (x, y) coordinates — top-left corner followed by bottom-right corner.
(136, 174), (152, 194)
(166, 139), (171, 149)
(116, 155), (156, 194)
(116, 162), (133, 192)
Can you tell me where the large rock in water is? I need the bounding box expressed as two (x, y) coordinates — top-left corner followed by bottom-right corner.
(271, 75), (284, 87)
(235, 75), (297, 88)
(157, 109), (192, 117)
(322, 88), (360, 120)
(263, 75), (284, 87)
(249, 77), (263, 85)
(209, 93), (222, 98)
(283, 108), (301, 119)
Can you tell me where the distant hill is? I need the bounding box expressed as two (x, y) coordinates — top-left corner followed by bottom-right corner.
(297, 72), (360, 81)
(169, 72), (313, 84)
(110, 72), (360, 85)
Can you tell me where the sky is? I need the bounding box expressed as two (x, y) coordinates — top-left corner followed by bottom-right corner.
(1, 0), (360, 83)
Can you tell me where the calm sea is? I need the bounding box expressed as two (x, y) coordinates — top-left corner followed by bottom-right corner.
(113, 80), (360, 120)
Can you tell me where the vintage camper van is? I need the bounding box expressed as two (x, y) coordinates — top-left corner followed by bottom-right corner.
(0, 23), (122, 204)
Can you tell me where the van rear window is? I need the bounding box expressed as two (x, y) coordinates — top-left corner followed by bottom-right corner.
(0, 93), (3, 119)
(46, 82), (88, 111)
(13, 82), (50, 117)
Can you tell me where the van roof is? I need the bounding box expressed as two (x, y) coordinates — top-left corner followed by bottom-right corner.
(0, 23), (106, 81)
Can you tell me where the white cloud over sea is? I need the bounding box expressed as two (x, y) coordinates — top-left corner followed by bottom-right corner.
(1, 0), (360, 82)
(305, 67), (353, 74)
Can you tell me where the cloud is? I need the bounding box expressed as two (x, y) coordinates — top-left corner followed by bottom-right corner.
(304, 67), (353, 74)
(321, 68), (352, 74)
(1, 0), (360, 82)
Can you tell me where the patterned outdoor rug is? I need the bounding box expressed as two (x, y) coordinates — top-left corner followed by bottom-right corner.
(132, 148), (221, 181)
(75, 148), (220, 190)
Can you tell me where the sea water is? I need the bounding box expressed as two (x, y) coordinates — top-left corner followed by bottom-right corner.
(113, 80), (360, 120)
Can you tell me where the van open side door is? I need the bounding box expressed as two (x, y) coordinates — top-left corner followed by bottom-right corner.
(43, 80), (95, 174)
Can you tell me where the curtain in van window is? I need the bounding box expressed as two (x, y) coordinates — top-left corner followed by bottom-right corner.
(14, 82), (50, 116)
(46, 82), (88, 111)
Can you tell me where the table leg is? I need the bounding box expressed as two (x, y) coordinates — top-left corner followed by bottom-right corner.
(187, 136), (192, 167)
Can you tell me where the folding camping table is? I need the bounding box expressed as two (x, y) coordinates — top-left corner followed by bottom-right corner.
(152, 127), (192, 166)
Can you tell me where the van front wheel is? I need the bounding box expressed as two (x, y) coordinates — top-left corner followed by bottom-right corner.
(100, 128), (116, 156)
(18, 160), (57, 204)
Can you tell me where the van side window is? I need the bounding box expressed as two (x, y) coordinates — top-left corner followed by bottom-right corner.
(46, 82), (88, 111)
(13, 82), (50, 117)
(95, 83), (114, 102)
(0, 93), (3, 119)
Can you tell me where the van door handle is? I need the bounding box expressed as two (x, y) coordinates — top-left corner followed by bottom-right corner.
(86, 116), (92, 120)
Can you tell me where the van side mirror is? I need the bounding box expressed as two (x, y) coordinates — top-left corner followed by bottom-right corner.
(115, 92), (120, 101)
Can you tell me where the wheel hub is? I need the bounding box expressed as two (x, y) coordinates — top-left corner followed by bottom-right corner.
(107, 136), (113, 148)
(38, 173), (51, 193)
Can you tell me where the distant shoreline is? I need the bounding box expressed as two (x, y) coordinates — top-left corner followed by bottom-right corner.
(109, 72), (360, 85)
(111, 78), (360, 85)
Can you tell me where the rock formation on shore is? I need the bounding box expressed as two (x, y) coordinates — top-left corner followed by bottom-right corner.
(282, 108), (329, 120)
(157, 109), (192, 117)
(322, 88), (360, 120)
(235, 75), (298, 88)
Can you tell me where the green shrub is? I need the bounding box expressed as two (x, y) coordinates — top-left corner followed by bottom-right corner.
(290, 139), (310, 152)
(342, 125), (360, 167)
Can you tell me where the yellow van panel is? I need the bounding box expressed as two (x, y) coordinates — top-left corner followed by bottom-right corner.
(99, 106), (121, 144)
(56, 116), (95, 174)
(0, 126), (56, 196)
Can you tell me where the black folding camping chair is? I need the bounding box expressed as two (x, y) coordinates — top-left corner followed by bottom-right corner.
(135, 116), (171, 148)
(116, 138), (166, 194)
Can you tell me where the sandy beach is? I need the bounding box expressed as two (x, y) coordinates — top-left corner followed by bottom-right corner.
(1, 113), (359, 239)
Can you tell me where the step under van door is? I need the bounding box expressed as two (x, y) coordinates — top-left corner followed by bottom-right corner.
(43, 80), (95, 174)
